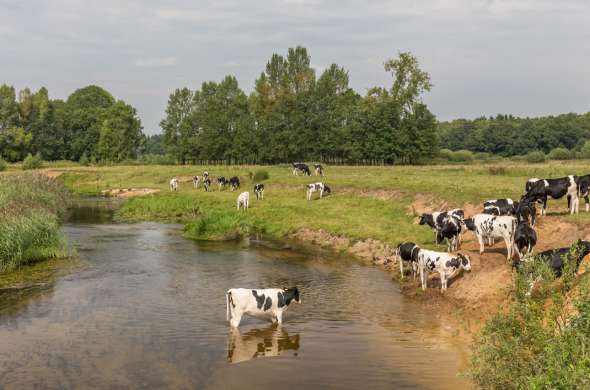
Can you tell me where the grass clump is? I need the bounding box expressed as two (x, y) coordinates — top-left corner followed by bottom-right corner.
(253, 169), (270, 182)
(0, 174), (70, 272)
(469, 244), (590, 389)
(525, 150), (546, 163)
(184, 209), (263, 241)
(22, 153), (44, 170)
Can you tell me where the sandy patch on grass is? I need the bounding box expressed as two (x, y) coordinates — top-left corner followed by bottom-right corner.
(175, 175), (195, 183)
(101, 188), (160, 198)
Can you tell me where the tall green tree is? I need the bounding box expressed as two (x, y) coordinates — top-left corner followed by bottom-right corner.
(160, 88), (194, 164)
(97, 101), (143, 161)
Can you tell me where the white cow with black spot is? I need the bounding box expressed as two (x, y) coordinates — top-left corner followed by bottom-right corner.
(464, 214), (518, 260)
(226, 287), (301, 327)
(417, 249), (471, 291)
(306, 182), (331, 200)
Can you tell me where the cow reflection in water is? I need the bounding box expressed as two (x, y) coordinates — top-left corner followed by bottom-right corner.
(227, 325), (300, 364)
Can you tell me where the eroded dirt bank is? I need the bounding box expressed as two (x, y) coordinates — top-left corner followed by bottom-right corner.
(289, 194), (590, 330)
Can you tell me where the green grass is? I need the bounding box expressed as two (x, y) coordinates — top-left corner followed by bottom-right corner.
(54, 160), (590, 244)
(0, 174), (70, 272)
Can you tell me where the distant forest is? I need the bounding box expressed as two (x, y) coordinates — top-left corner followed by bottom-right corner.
(0, 46), (588, 165)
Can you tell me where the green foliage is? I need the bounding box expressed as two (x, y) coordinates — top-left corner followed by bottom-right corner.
(184, 209), (262, 240)
(0, 174), (69, 272)
(0, 157), (7, 172)
(470, 244), (590, 389)
(22, 153), (43, 170)
(138, 153), (176, 165)
(253, 169), (270, 181)
(79, 153), (90, 166)
(580, 140), (590, 159)
(548, 147), (572, 160)
(438, 149), (473, 162)
(526, 150), (546, 163)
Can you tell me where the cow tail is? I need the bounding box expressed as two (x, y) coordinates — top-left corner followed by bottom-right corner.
(226, 291), (235, 321)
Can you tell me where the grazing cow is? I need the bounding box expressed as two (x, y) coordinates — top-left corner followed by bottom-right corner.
(192, 175), (201, 189)
(417, 249), (471, 291)
(203, 171), (209, 179)
(436, 215), (464, 252)
(226, 287), (301, 327)
(314, 164), (324, 176)
(237, 192), (249, 210)
(292, 163), (311, 176)
(516, 240), (590, 278)
(254, 183), (265, 200)
(203, 178), (212, 192)
(306, 182), (331, 200)
(513, 221), (537, 259)
(464, 214), (518, 260)
(577, 174), (590, 212)
(483, 199), (516, 216)
(218, 176), (229, 191)
(169, 177), (178, 192)
(419, 209), (465, 245)
(396, 242), (420, 279)
(523, 176), (579, 215)
(229, 176), (240, 191)
(515, 199), (537, 226)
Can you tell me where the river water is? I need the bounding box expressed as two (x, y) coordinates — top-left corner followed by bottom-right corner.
(0, 199), (471, 389)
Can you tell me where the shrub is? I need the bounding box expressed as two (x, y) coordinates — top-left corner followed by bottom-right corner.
(0, 158), (7, 172)
(474, 152), (492, 161)
(580, 141), (590, 159)
(79, 153), (90, 166)
(470, 244), (590, 389)
(22, 153), (43, 170)
(253, 169), (269, 181)
(452, 150), (474, 162)
(548, 147), (572, 160)
(183, 209), (264, 240)
(438, 149), (454, 161)
(525, 151), (546, 163)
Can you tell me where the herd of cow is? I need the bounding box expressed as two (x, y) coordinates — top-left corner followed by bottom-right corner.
(398, 174), (590, 292)
(169, 163), (330, 212)
(170, 167), (590, 326)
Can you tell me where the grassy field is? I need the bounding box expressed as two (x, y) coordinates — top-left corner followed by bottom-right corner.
(55, 161), (590, 246)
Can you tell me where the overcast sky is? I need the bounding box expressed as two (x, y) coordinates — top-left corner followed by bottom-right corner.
(1, 0), (589, 134)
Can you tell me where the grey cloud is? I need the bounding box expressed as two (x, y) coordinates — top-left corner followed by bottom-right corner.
(0, 0), (588, 134)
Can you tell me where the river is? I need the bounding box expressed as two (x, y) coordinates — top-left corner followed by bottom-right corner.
(0, 198), (471, 389)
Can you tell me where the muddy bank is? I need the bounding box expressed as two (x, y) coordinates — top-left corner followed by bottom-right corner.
(290, 195), (590, 330)
(101, 188), (160, 198)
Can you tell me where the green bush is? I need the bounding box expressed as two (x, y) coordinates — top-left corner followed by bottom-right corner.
(183, 209), (264, 240)
(548, 147), (572, 160)
(474, 152), (492, 161)
(0, 158), (7, 172)
(439, 149), (454, 160)
(22, 153), (43, 170)
(79, 153), (90, 166)
(253, 169), (270, 182)
(525, 151), (546, 163)
(470, 244), (590, 389)
(452, 150), (474, 162)
(579, 141), (590, 159)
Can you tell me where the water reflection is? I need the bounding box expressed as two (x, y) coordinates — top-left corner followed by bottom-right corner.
(227, 325), (300, 364)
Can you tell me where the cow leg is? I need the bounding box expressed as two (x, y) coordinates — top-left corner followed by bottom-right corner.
(477, 236), (485, 254)
(399, 257), (404, 279)
(504, 237), (512, 260)
(276, 311), (283, 325)
(567, 195), (571, 211)
(230, 313), (243, 328)
(585, 196), (589, 212)
(412, 262), (418, 279)
(420, 266), (427, 290)
(319, 189), (323, 199)
(542, 197), (547, 215)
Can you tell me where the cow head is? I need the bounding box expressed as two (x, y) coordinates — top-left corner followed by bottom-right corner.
(283, 287), (301, 304)
(463, 218), (476, 231)
(323, 184), (331, 194)
(458, 254), (471, 271)
(418, 214), (433, 226)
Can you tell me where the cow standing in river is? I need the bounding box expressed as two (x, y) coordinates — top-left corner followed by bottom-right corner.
(226, 287), (301, 327)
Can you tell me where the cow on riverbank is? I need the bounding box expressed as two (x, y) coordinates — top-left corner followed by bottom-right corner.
(464, 214), (517, 260)
(226, 287), (301, 327)
(417, 249), (471, 292)
(396, 242), (420, 279)
(523, 176), (579, 215)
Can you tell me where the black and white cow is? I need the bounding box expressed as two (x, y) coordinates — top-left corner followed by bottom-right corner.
(515, 199), (537, 227)
(419, 209), (465, 246)
(516, 240), (590, 278)
(218, 176), (229, 190)
(203, 178), (212, 192)
(523, 176), (579, 215)
(254, 183), (265, 200)
(229, 176), (240, 191)
(314, 164), (324, 177)
(203, 171), (210, 180)
(525, 178), (541, 193)
(576, 174), (590, 212)
(226, 287), (301, 327)
(417, 249), (471, 291)
(513, 221), (537, 259)
(292, 163), (311, 176)
(306, 182), (331, 200)
(192, 175), (201, 189)
(483, 199), (516, 216)
(464, 214), (517, 260)
(396, 242), (420, 279)
(436, 215), (464, 252)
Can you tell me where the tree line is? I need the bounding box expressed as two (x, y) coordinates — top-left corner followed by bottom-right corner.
(0, 84), (143, 162)
(160, 47), (437, 164)
(438, 113), (590, 157)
